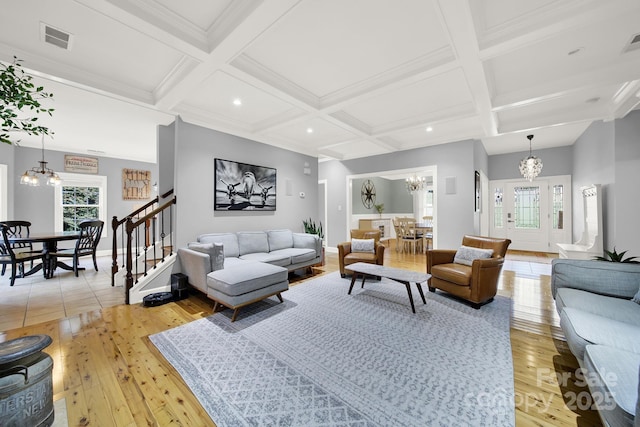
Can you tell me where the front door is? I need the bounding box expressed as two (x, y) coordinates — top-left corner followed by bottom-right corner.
(505, 181), (549, 251)
(490, 176), (571, 252)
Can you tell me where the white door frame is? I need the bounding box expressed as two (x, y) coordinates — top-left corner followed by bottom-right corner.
(490, 175), (572, 252)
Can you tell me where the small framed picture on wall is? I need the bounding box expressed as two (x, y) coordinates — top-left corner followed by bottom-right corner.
(122, 169), (151, 200)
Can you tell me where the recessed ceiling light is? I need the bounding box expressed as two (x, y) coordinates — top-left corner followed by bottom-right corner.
(585, 97), (600, 104)
(306, 128), (314, 134)
(426, 126), (433, 132)
(233, 98), (242, 106)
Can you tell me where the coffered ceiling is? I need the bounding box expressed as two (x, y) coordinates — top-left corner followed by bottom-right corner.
(1, 0), (639, 163)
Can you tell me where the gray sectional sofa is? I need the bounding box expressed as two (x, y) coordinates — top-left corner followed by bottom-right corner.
(178, 229), (322, 321)
(552, 259), (640, 427)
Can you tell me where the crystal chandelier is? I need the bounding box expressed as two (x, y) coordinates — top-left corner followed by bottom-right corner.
(20, 135), (61, 186)
(405, 175), (426, 194)
(519, 134), (543, 182)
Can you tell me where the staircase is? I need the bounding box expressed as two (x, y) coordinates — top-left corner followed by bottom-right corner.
(111, 191), (178, 304)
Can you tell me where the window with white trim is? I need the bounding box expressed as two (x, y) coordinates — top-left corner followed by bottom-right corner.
(54, 172), (107, 237)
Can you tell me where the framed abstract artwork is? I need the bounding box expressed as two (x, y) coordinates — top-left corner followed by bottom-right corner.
(214, 158), (276, 211)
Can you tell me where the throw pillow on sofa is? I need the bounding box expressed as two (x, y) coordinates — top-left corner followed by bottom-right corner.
(453, 245), (493, 266)
(352, 238), (375, 253)
(633, 288), (640, 304)
(188, 242), (224, 271)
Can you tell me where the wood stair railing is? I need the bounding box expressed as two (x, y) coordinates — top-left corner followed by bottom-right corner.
(111, 190), (176, 303)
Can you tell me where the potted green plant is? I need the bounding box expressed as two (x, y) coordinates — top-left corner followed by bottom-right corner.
(303, 218), (325, 266)
(594, 247), (640, 263)
(374, 203), (384, 218)
(1, 56), (55, 145)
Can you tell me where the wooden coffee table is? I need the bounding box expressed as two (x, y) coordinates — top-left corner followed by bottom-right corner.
(347, 262), (431, 313)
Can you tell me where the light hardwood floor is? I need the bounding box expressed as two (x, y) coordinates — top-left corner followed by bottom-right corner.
(0, 246), (603, 426)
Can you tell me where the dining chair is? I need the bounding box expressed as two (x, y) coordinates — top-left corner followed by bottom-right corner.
(0, 221), (41, 277)
(399, 218), (422, 254)
(392, 218), (402, 252)
(0, 224), (46, 286)
(421, 216), (434, 252)
(47, 220), (104, 277)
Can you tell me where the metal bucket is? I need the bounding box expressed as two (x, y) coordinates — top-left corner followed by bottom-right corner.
(0, 335), (54, 427)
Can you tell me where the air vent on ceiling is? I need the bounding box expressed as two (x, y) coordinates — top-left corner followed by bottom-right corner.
(623, 33), (640, 54)
(40, 23), (73, 50)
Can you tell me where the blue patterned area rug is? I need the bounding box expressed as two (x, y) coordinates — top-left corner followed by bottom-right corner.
(150, 272), (514, 426)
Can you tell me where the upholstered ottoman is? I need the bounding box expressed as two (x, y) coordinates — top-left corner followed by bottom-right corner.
(206, 262), (289, 321)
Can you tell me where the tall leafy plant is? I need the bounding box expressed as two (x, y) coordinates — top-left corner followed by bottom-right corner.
(1, 56), (55, 144)
(302, 218), (324, 240)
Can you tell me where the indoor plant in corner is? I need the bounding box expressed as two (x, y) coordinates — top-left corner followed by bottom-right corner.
(303, 218), (325, 266)
(594, 247), (640, 263)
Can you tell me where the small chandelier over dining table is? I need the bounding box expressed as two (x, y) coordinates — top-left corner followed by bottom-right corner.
(519, 134), (543, 182)
(20, 135), (61, 186)
(405, 175), (426, 194)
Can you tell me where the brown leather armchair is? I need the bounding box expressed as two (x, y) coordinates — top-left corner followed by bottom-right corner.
(338, 229), (386, 278)
(426, 235), (511, 308)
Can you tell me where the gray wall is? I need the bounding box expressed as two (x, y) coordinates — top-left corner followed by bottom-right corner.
(13, 146), (158, 251)
(173, 118), (319, 249)
(571, 120), (615, 250)
(0, 142), (15, 219)
(157, 122), (176, 200)
(320, 139), (478, 249)
(613, 111), (640, 257)
(351, 177), (412, 215)
(488, 145), (573, 180)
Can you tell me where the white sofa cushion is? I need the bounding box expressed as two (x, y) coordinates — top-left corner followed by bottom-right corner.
(198, 233), (239, 258)
(560, 307), (640, 361)
(556, 288), (640, 325)
(271, 248), (316, 265)
(453, 245), (493, 266)
(584, 345), (640, 426)
(267, 229), (294, 251)
(187, 242), (224, 271)
(240, 252), (290, 267)
(207, 262), (288, 296)
(237, 231), (269, 256)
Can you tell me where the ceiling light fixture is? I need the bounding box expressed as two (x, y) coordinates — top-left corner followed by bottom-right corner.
(232, 98), (242, 106)
(405, 175), (426, 194)
(426, 126), (433, 132)
(20, 135), (61, 186)
(306, 128), (313, 134)
(519, 134), (543, 182)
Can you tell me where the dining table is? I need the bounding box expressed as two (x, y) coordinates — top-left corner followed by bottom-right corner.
(8, 231), (82, 279)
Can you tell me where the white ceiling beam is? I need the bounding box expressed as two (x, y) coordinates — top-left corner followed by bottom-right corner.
(477, 0), (640, 60)
(154, 1), (303, 111)
(492, 60), (640, 111)
(610, 80), (640, 119)
(435, 0), (498, 138)
(74, 0), (210, 60)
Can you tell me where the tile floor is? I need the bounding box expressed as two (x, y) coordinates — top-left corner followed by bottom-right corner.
(0, 256), (123, 331)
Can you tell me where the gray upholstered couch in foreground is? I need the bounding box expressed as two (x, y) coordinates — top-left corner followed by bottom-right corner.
(552, 259), (640, 427)
(178, 229), (322, 321)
